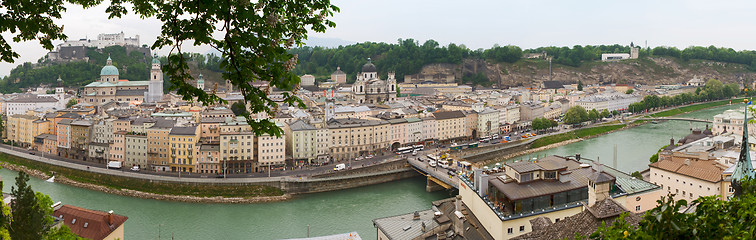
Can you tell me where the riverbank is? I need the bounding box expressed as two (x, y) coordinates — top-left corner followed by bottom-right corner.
(0, 150), (421, 203)
(472, 121), (649, 167)
(649, 98), (744, 118)
(0, 153), (291, 203)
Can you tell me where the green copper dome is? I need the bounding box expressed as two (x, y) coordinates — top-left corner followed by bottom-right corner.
(152, 54), (160, 64)
(100, 57), (119, 76)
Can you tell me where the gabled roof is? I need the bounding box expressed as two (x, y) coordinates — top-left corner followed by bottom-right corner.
(512, 198), (641, 240)
(170, 126), (196, 136)
(432, 110), (465, 120)
(289, 119), (316, 131)
(7, 95), (58, 103)
(542, 81), (564, 89)
(53, 205), (128, 240)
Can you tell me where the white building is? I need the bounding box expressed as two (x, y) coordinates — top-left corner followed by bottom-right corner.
(421, 116), (437, 141)
(406, 117), (424, 144)
(5, 95), (61, 116)
(505, 105), (520, 125)
(712, 108), (756, 136)
(145, 54), (164, 103)
(601, 53), (631, 61)
(257, 123), (286, 168)
(287, 119), (317, 165)
(351, 59), (397, 104)
(575, 94), (639, 112)
(56, 32), (139, 50)
(300, 74), (315, 86)
(477, 108), (500, 138)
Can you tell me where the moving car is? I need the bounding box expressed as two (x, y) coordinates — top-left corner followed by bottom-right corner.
(428, 160), (437, 167)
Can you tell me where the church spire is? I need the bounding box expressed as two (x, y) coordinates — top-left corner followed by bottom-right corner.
(732, 98), (755, 198)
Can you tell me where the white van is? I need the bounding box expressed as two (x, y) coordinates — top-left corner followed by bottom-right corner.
(439, 161), (449, 169)
(428, 160), (437, 167)
(107, 161), (122, 169)
(333, 163), (346, 171)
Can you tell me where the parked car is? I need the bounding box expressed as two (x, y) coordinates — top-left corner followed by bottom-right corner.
(333, 163), (346, 171)
(355, 156), (364, 161)
(130, 166), (140, 172)
(107, 161), (122, 169)
(428, 160), (437, 167)
(365, 155), (374, 159)
(28, 152), (35, 155)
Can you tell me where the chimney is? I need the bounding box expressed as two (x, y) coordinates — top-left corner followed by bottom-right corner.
(670, 137), (674, 147)
(684, 159), (691, 166)
(413, 211), (420, 220)
(455, 195), (462, 212)
(478, 173), (489, 196)
(421, 222), (427, 232)
(108, 210), (114, 226)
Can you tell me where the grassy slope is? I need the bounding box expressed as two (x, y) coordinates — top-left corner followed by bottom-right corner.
(530, 124), (626, 149)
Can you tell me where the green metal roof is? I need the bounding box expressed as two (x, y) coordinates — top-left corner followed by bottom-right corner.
(151, 112), (193, 117)
(117, 81), (149, 86)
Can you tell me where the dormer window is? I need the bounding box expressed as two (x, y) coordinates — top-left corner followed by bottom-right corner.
(545, 171), (557, 179)
(520, 172), (533, 182)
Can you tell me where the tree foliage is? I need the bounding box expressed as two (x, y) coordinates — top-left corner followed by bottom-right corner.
(652, 45), (756, 70)
(0, 0), (339, 138)
(289, 40), (520, 84)
(628, 79), (739, 113)
(564, 106), (589, 125)
(0, 46), (154, 93)
(589, 177), (756, 239)
(230, 102), (248, 116)
(532, 117), (557, 132)
(10, 171), (52, 239)
(626, 89), (634, 94)
(65, 98), (78, 108)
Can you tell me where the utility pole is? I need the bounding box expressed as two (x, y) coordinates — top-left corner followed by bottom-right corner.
(613, 144), (618, 169)
(548, 57), (553, 81)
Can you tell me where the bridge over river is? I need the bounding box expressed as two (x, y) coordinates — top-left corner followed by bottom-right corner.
(642, 117), (713, 123)
(407, 157), (460, 191)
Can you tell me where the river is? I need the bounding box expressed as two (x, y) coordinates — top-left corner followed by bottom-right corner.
(0, 103), (743, 240)
(495, 103), (744, 173)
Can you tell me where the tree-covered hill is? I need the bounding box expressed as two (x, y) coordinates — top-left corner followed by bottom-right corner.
(0, 46), (225, 93)
(289, 39), (522, 83)
(290, 39), (756, 85)
(0, 45), (150, 93)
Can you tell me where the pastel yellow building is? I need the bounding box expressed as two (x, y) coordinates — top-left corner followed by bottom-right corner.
(169, 126), (199, 173)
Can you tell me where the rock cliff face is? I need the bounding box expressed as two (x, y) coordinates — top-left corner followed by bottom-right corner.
(404, 57), (755, 88)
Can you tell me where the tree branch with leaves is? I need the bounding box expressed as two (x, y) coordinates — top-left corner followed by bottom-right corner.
(1, 0), (339, 137)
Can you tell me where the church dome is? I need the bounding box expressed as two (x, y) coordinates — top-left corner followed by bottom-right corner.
(152, 54), (161, 64)
(362, 61), (377, 73)
(100, 56), (119, 76)
(100, 65), (119, 76)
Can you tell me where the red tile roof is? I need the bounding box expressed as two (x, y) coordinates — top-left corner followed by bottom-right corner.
(53, 205), (128, 240)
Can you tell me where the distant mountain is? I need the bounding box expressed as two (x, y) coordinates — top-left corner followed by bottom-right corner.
(303, 37), (356, 48)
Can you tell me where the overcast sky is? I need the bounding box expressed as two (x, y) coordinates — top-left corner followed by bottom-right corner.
(2, 0), (756, 77)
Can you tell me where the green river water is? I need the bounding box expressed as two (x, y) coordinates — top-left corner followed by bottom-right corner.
(0, 103), (743, 240)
